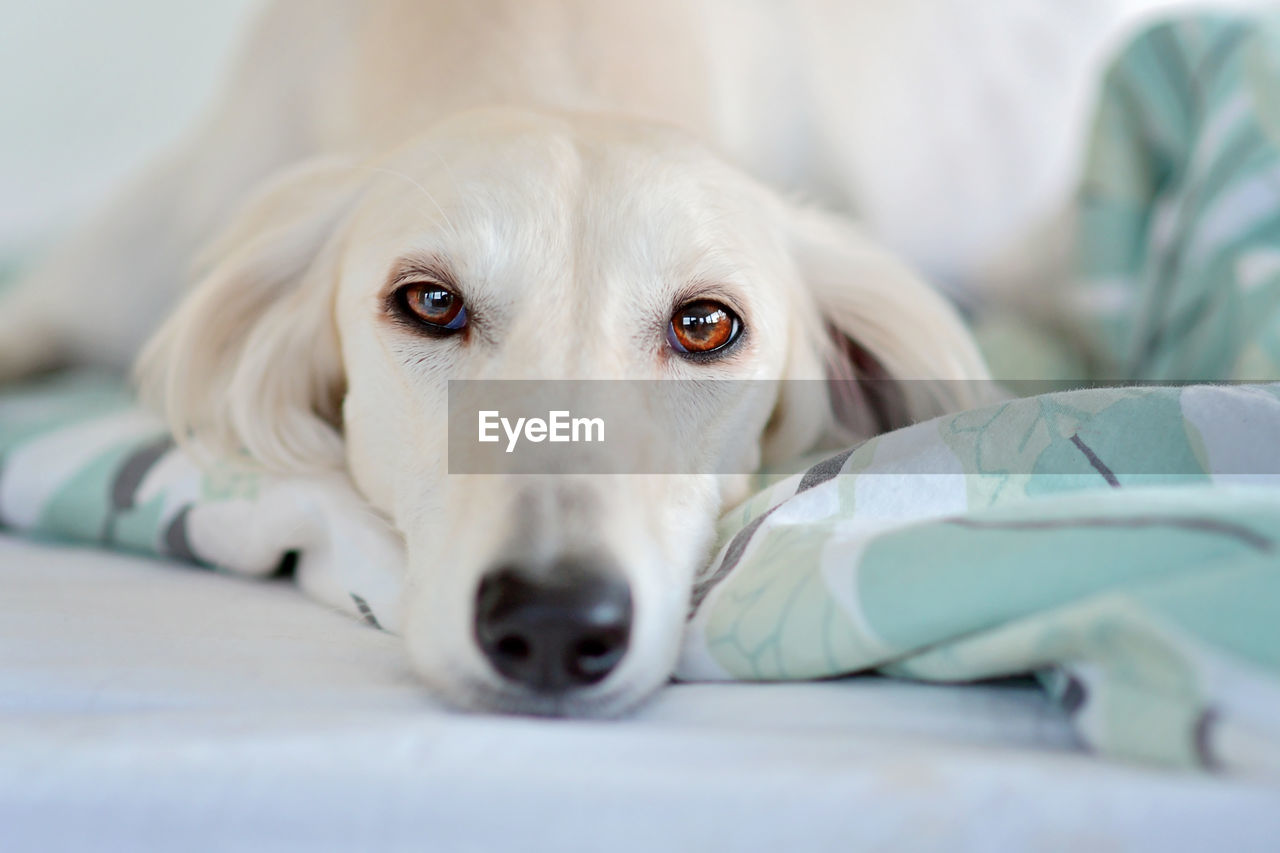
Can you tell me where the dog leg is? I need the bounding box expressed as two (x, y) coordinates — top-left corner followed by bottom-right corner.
(0, 154), (208, 376)
(1, 124), (314, 382)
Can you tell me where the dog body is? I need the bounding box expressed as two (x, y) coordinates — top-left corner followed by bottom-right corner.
(1, 0), (992, 714)
(0, 0), (847, 367)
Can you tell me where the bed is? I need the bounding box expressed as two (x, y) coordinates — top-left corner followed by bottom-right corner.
(6, 4), (1280, 850)
(6, 534), (1279, 851)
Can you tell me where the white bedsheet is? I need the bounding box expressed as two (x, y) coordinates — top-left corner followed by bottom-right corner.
(2, 534), (1277, 852)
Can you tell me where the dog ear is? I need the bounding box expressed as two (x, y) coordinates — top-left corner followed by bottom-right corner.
(136, 158), (365, 472)
(763, 204), (992, 463)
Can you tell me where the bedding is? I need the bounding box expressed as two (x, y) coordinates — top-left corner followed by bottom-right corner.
(5, 373), (1280, 774)
(4, 8), (1280, 787)
(1066, 13), (1280, 379)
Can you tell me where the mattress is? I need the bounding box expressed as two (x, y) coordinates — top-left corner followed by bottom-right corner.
(2, 534), (1277, 852)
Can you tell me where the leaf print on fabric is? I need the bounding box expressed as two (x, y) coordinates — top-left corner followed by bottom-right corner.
(703, 521), (847, 679)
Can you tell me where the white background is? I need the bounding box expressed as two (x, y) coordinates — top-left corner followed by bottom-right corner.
(0, 0), (260, 254)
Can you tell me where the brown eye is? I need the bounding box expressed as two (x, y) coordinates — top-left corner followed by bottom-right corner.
(397, 282), (468, 331)
(668, 299), (741, 355)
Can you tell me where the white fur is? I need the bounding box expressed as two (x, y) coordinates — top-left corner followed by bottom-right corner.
(1, 1), (993, 715)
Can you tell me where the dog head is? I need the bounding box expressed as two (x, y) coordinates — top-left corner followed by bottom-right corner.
(138, 108), (989, 715)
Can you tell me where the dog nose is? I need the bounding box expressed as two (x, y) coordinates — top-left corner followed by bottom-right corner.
(474, 560), (632, 693)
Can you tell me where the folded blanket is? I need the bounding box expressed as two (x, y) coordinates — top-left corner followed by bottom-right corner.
(4, 12), (1280, 775)
(679, 386), (1280, 773)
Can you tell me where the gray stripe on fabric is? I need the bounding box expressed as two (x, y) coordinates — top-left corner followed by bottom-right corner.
(1061, 674), (1088, 713)
(350, 593), (383, 630)
(163, 505), (202, 565)
(688, 448), (856, 616)
(1069, 434), (1121, 487)
(797, 447), (856, 494)
(1194, 707), (1221, 770)
(946, 514), (1272, 552)
(111, 435), (174, 510)
(688, 504), (781, 616)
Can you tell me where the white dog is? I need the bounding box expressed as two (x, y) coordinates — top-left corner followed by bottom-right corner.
(0, 0), (992, 716)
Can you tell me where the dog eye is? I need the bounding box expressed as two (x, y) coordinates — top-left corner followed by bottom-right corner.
(667, 300), (741, 355)
(396, 282), (468, 331)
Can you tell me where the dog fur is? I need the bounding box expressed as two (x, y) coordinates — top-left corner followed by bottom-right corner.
(0, 0), (992, 715)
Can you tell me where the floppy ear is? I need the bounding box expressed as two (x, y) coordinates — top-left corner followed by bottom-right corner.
(135, 158), (365, 473)
(764, 204), (992, 462)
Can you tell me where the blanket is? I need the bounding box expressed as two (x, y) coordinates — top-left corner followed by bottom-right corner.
(1067, 13), (1280, 379)
(4, 376), (1280, 772)
(3, 12), (1280, 774)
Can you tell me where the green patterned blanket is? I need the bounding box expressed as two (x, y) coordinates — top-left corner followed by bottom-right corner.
(681, 383), (1280, 773)
(4, 376), (1279, 772)
(4, 13), (1280, 774)
(1068, 13), (1280, 379)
